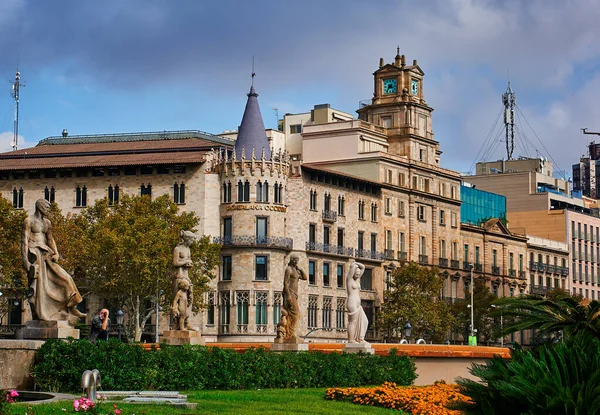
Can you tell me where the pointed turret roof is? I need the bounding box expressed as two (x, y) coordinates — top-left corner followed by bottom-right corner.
(234, 85), (271, 160)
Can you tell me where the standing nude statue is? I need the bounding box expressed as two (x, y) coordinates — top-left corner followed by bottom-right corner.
(346, 261), (369, 344)
(275, 254), (307, 343)
(172, 230), (195, 330)
(21, 199), (85, 322)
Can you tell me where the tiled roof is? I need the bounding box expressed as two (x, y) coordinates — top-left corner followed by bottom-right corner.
(0, 130), (233, 171)
(234, 86), (271, 160)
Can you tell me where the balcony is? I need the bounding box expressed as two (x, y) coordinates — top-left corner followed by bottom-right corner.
(536, 262), (547, 272)
(306, 242), (354, 257)
(322, 210), (338, 222)
(492, 266), (501, 275)
(560, 267), (569, 277)
(398, 251), (407, 261)
(509, 269), (516, 278)
(451, 259), (460, 269)
(357, 249), (387, 261)
(475, 263), (483, 272)
(439, 258), (448, 267)
(463, 262), (471, 270)
(385, 249), (395, 260)
(419, 254), (429, 265)
(531, 285), (551, 295)
(214, 235), (293, 250)
(547, 264), (557, 274)
(519, 270), (526, 279)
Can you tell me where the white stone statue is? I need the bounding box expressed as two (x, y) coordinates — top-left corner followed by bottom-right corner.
(172, 230), (195, 330)
(346, 261), (369, 344)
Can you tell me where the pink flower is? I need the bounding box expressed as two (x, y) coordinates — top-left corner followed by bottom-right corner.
(114, 409), (121, 415)
(73, 399), (80, 411)
(9, 389), (18, 398)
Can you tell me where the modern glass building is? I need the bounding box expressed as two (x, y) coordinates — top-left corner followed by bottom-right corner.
(460, 184), (506, 226)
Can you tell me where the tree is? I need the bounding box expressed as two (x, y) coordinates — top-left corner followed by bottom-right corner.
(0, 196), (28, 319)
(70, 194), (221, 341)
(379, 262), (455, 343)
(450, 279), (497, 344)
(494, 292), (600, 343)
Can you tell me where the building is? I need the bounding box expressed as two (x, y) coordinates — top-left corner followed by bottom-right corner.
(572, 141), (600, 199)
(0, 50), (537, 343)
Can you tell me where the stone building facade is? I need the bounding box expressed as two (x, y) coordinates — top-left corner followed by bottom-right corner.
(0, 51), (548, 344)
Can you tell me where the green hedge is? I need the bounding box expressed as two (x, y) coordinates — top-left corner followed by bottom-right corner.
(33, 339), (417, 392)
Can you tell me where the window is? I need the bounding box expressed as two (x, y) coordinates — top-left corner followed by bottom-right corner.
(358, 200), (365, 220)
(386, 230), (393, 251)
(322, 297), (332, 329)
(223, 217), (232, 241)
(417, 205), (425, 221)
(92, 169), (105, 177)
(323, 225), (330, 251)
(140, 184), (152, 198)
(336, 299), (346, 329)
(256, 181), (268, 202)
(206, 292), (215, 325)
(419, 148), (427, 162)
(475, 246), (480, 265)
(398, 172), (406, 187)
(255, 255), (268, 280)
(451, 212), (457, 228)
(274, 182), (282, 203)
(256, 217), (268, 244)
(385, 198), (392, 214)
(358, 231), (364, 253)
(452, 242), (458, 261)
(439, 210), (446, 225)
(338, 195), (345, 216)
(337, 228), (344, 248)
(324, 192), (331, 211)
(361, 268), (373, 290)
(237, 181), (244, 201)
(381, 116), (392, 128)
(309, 190), (317, 210)
(307, 296), (318, 328)
(244, 181), (250, 202)
(398, 200), (405, 217)
(440, 240), (447, 259)
(323, 263), (330, 287)
(510, 253), (514, 270)
(370, 233), (377, 252)
(13, 187), (23, 209)
(223, 182), (232, 203)
(451, 186), (457, 199)
(290, 124), (302, 134)
(108, 185), (119, 206)
(440, 183), (447, 197)
(273, 292), (282, 326)
(157, 166), (168, 175)
(124, 167), (136, 176)
(140, 166), (153, 175)
(173, 182), (185, 204)
(519, 254), (524, 271)
(44, 186), (55, 203)
(76, 185), (87, 207)
(464, 244), (469, 264)
(222, 256), (232, 280)
(220, 292), (230, 333)
(337, 264), (344, 288)
(255, 292), (268, 332)
(308, 223), (316, 247)
(309, 261), (316, 285)
(236, 291), (249, 331)
(399, 232), (406, 253)
(371, 203), (378, 221)
(420, 236), (427, 256)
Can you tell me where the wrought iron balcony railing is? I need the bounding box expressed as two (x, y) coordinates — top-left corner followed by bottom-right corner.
(492, 266), (501, 275)
(519, 270), (526, 279)
(509, 269), (516, 277)
(531, 285), (551, 295)
(451, 260), (460, 269)
(475, 263), (483, 272)
(385, 249), (395, 259)
(398, 251), (407, 261)
(438, 258), (448, 267)
(419, 254), (429, 264)
(463, 261), (471, 270)
(306, 242), (354, 256)
(215, 235), (293, 249)
(357, 249), (386, 261)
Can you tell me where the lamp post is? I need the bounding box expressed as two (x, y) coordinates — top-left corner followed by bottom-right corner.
(115, 309), (124, 342)
(404, 321), (412, 343)
(469, 263), (474, 338)
(491, 305), (503, 347)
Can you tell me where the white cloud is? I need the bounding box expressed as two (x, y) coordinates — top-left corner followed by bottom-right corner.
(0, 131), (28, 153)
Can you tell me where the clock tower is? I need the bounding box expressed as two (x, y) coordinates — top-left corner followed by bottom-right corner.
(357, 48), (440, 164)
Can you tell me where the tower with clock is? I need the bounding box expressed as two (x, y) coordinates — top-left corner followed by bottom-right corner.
(357, 48), (439, 164)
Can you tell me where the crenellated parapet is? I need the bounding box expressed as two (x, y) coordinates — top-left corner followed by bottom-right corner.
(211, 146), (290, 180)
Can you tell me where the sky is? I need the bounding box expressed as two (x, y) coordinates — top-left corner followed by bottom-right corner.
(0, 0), (599, 177)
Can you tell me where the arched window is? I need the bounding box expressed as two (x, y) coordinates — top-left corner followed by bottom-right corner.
(50, 187), (55, 203)
(44, 186), (50, 201)
(174, 183), (180, 204)
(274, 181), (280, 203)
(279, 183), (284, 204)
(223, 182), (227, 203)
(76, 186), (82, 207)
(263, 181), (269, 203)
(179, 183), (185, 204)
(256, 181), (263, 202)
(114, 185), (119, 204)
(141, 184), (152, 197)
(12, 188), (23, 209)
(237, 181), (244, 202)
(108, 185), (114, 205)
(243, 180), (250, 202)
(227, 182), (231, 202)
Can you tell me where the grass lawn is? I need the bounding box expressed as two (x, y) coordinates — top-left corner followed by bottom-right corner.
(7, 388), (399, 414)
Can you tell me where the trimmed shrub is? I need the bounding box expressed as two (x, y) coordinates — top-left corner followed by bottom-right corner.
(457, 332), (600, 414)
(33, 340), (417, 392)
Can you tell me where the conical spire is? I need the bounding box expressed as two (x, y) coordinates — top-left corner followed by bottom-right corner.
(234, 85), (271, 160)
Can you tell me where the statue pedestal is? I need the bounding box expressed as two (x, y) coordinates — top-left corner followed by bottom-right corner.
(22, 320), (80, 340)
(162, 330), (205, 346)
(271, 338), (309, 352)
(343, 342), (375, 355)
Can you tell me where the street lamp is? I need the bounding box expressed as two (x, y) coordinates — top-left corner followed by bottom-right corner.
(404, 321), (412, 343)
(491, 305), (504, 347)
(115, 309), (124, 342)
(468, 263), (474, 340)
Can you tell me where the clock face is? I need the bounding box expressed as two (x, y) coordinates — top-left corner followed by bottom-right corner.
(383, 78), (397, 94)
(411, 79), (419, 95)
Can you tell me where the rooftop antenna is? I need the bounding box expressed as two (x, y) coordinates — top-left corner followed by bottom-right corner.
(502, 69), (516, 160)
(10, 69), (25, 151)
(251, 55), (255, 87)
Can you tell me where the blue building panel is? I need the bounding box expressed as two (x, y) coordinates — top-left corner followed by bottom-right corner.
(460, 185), (506, 226)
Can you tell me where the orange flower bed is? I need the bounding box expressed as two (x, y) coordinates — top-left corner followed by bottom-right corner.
(325, 381), (473, 415)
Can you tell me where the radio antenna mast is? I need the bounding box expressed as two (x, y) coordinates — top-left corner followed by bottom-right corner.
(10, 69), (25, 151)
(502, 79), (516, 160)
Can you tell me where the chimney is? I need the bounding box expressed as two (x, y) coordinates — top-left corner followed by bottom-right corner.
(62, 129), (68, 137)
(379, 58), (384, 68)
(401, 55), (406, 67)
(413, 59), (418, 66)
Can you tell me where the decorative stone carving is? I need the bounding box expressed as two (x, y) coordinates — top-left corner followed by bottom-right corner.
(274, 254), (307, 344)
(21, 199), (85, 329)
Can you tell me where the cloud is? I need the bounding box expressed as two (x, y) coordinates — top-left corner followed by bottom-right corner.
(0, 132), (28, 153)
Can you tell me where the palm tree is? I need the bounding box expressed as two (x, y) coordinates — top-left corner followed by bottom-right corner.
(493, 293), (600, 342)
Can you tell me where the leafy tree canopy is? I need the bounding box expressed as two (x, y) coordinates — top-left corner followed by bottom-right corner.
(451, 279), (498, 343)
